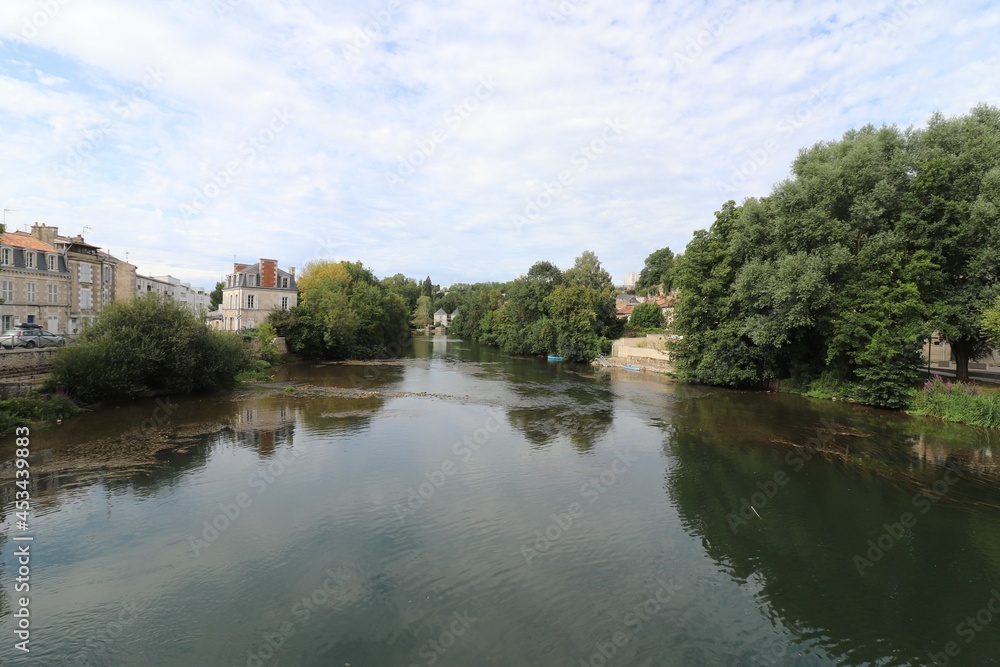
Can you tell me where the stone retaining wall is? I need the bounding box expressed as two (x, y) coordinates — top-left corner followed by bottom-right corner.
(0, 348), (58, 384)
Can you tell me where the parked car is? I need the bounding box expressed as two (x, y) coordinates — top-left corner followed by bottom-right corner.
(0, 328), (66, 349)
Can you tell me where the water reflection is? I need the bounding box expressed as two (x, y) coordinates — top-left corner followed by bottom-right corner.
(665, 391), (1000, 666)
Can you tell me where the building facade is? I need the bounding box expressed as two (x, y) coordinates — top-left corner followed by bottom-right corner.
(136, 274), (211, 315)
(219, 259), (297, 331)
(0, 231), (72, 332)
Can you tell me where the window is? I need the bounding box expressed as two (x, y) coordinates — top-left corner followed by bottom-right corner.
(280, 296), (289, 310)
(247, 274), (256, 287)
(0, 280), (12, 302)
(103, 287), (111, 306)
(26, 283), (36, 303)
(103, 265), (113, 284)
(0, 247), (10, 265)
(47, 254), (57, 271)
(80, 287), (93, 310)
(48, 284), (59, 303)
(281, 276), (289, 289)
(79, 263), (93, 283)
(246, 294), (256, 309)
(25, 252), (35, 269)
(1, 315), (11, 331)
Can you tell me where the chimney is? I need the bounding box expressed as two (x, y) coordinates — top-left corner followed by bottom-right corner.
(260, 258), (277, 288)
(31, 222), (57, 246)
(289, 267), (295, 279)
(234, 262), (249, 273)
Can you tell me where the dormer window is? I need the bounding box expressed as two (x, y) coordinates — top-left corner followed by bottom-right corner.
(47, 254), (57, 271)
(280, 276), (289, 289)
(25, 251), (35, 269)
(247, 274), (256, 287)
(0, 247), (10, 265)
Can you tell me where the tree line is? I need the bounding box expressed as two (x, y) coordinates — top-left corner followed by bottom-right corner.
(668, 104), (1000, 408)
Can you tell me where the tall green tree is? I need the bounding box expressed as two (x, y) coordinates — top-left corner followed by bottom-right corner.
(209, 281), (224, 311)
(901, 105), (1000, 381)
(629, 302), (664, 330)
(421, 275), (433, 298)
(635, 247), (675, 295)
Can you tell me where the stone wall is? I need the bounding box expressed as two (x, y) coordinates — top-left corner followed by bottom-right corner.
(609, 334), (676, 373)
(0, 349), (58, 394)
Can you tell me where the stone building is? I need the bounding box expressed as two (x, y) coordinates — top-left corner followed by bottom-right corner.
(219, 259), (297, 331)
(0, 230), (71, 332)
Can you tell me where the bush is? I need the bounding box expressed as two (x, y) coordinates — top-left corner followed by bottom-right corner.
(50, 294), (251, 402)
(629, 302), (664, 330)
(909, 376), (1000, 429)
(0, 393), (79, 435)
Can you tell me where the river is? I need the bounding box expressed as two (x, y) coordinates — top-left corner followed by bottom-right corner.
(2, 334), (1000, 666)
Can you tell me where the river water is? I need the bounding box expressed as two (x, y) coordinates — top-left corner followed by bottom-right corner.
(2, 335), (1000, 666)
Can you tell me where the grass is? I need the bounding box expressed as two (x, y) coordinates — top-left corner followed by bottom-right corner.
(235, 359), (273, 383)
(908, 376), (1000, 429)
(0, 393), (80, 436)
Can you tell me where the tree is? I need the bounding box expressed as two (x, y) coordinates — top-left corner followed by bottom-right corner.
(636, 247), (675, 295)
(50, 294), (250, 402)
(421, 275), (433, 298)
(630, 302), (664, 330)
(564, 251), (613, 291)
(902, 105), (1000, 382)
(382, 273), (421, 314)
(983, 296), (1000, 348)
(269, 260), (409, 359)
(209, 281), (224, 311)
(413, 295), (433, 327)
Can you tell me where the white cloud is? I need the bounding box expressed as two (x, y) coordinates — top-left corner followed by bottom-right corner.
(0, 0), (997, 286)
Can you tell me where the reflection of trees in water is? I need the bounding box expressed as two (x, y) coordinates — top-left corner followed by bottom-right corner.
(506, 405), (613, 451)
(298, 395), (387, 434)
(664, 393), (1000, 666)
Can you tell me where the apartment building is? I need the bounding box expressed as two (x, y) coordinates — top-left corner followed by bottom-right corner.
(0, 230), (71, 332)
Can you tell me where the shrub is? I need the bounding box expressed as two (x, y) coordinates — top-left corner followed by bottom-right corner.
(50, 294), (251, 402)
(0, 393), (79, 435)
(629, 302), (664, 330)
(909, 376), (1000, 429)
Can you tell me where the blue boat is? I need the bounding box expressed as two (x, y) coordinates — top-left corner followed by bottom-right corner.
(547, 355), (566, 362)
(623, 364), (640, 371)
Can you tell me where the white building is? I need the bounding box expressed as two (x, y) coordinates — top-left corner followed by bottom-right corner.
(622, 272), (640, 289)
(136, 274), (211, 316)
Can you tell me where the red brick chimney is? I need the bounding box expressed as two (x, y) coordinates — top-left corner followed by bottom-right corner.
(260, 259), (277, 288)
(234, 262), (249, 273)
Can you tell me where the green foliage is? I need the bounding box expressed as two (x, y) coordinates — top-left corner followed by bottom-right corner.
(910, 377), (1000, 429)
(50, 294), (251, 402)
(629, 302), (664, 330)
(382, 273), (422, 314)
(636, 247), (674, 294)
(671, 106), (1000, 408)
(0, 393), (79, 435)
(236, 359), (272, 382)
(251, 321), (281, 365)
(269, 260), (410, 360)
(209, 281), (224, 311)
(469, 252), (621, 362)
(983, 296), (1000, 348)
(413, 295), (433, 327)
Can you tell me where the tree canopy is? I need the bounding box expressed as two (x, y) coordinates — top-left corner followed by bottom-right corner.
(672, 105), (1000, 407)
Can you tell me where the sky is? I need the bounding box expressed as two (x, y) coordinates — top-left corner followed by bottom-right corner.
(0, 0), (998, 289)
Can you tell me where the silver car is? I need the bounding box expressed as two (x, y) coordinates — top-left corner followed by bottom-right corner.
(0, 328), (66, 349)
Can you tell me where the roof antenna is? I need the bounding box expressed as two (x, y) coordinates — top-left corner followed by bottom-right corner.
(3, 208), (18, 228)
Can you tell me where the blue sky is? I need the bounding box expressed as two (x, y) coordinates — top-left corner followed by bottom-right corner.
(1, 0), (998, 289)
